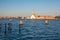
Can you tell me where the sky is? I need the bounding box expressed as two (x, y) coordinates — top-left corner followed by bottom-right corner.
(0, 0), (60, 16)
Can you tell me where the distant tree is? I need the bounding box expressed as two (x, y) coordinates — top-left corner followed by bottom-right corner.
(55, 16), (60, 18)
(24, 17), (26, 19)
(55, 16), (60, 19)
(18, 17), (22, 19)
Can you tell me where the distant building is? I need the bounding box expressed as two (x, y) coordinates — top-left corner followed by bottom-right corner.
(30, 11), (36, 19)
(27, 11), (55, 19)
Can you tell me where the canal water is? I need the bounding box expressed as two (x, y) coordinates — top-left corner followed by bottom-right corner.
(0, 18), (60, 40)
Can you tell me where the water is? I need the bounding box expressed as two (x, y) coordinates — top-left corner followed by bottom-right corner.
(0, 18), (60, 40)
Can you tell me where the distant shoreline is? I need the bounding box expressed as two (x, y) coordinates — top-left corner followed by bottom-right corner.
(0, 18), (60, 20)
(14, 18), (60, 20)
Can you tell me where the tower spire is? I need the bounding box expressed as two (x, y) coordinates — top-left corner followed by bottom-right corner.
(32, 10), (36, 16)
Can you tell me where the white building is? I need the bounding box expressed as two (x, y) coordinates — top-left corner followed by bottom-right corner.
(26, 11), (55, 19)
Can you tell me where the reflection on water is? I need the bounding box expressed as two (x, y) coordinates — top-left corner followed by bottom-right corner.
(0, 18), (60, 40)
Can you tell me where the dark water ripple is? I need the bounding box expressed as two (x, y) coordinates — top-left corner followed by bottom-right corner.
(0, 19), (60, 40)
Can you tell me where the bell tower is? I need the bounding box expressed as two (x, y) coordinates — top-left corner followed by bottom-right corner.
(30, 11), (36, 19)
(32, 11), (36, 16)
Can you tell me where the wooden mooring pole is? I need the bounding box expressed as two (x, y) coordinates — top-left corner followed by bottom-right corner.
(45, 20), (48, 25)
(4, 23), (6, 34)
(8, 23), (12, 30)
(19, 20), (23, 32)
(0, 19), (1, 28)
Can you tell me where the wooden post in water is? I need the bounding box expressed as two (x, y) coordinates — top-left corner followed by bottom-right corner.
(8, 23), (12, 30)
(0, 23), (2, 33)
(19, 20), (23, 32)
(0, 19), (1, 29)
(45, 20), (48, 25)
(4, 23), (6, 34)
(8, 18), (12, 30)
(20, 20), (23, 26)
(0, 23), (2, 29)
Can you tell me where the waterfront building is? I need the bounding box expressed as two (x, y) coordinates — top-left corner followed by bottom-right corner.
(27, 11), (55, 19)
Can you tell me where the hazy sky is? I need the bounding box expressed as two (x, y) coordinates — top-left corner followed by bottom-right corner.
(0, 0), (60, 16)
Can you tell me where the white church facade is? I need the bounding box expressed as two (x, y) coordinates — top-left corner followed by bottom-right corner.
(26, 11), (55, 19)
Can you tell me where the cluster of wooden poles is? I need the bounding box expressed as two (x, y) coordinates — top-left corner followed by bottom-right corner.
(0, 20), (23, 34)
(0, 19), (48, 34)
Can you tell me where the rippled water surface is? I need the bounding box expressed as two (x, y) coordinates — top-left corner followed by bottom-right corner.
(0, 18), (60, 40)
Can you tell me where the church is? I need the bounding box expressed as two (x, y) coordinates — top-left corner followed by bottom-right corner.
(27, 11), (55, 19)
